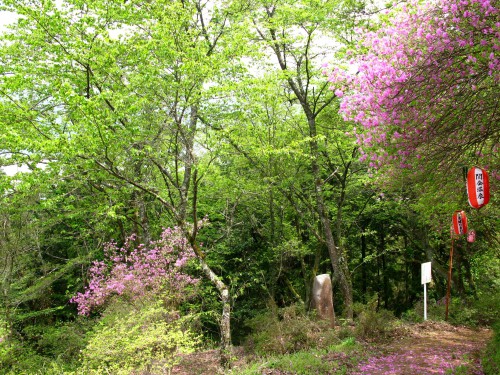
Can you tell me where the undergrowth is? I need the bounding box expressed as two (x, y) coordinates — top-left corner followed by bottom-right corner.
(234, 337), (362, 375)
(244, 303), (338, 355)
(402, 292), (500, 327)
(353, 298), (396, 340)
(482, 322), (500, 375)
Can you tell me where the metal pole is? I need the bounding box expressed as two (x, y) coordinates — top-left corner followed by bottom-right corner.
(445, 237), (454, 321)
(424, 283), (427, 321)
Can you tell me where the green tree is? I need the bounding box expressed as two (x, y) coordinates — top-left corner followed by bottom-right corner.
(246, 0), (359, 319)
(0, 0), (250, 366)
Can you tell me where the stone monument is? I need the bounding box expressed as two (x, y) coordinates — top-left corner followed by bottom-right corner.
(311, 274), (335, 327)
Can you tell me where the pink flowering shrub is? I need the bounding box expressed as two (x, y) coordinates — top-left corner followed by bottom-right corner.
(71, 227), (198, 315)
(328, 0), (499, 170)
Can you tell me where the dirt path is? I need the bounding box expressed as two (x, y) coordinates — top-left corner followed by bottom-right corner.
(352, 322), (492, 375)
(171, 321), (492, 375)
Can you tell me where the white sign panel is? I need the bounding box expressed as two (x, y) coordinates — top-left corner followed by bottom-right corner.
(421, 262), (432, 284)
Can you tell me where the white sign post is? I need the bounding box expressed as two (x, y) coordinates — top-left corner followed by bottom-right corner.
(421, 262), (432, 321)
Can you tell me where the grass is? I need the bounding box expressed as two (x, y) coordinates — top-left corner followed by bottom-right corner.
(266, 351), (336, 374)
(232, 337), (364, 375)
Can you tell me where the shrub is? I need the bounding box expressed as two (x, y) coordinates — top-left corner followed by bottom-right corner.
(421, 294), (500, 327)
(79, 298), (200, 375)
(245, 303), (337, 355)
(71, 227), (198, 315)
(22, 320), (89, 364)
(448, 303), (480, 327)
(482, 322), (500, 375)
(0, 316), (82, 375)
(354, 298), (395, 340)
(0, 338), (55, 375)
(470, 292), (500, 326)
(401, 305), (424, 323)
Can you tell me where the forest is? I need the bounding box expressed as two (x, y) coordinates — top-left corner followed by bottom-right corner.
(0, 0), (498, 374)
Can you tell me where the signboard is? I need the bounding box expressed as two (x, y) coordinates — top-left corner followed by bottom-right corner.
(421, 262), (432, 285)
(421, 262), (432, 321)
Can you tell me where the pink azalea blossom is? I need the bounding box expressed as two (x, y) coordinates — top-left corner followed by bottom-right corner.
(71, 226), (199, 315)
(328, 0), (499, 169)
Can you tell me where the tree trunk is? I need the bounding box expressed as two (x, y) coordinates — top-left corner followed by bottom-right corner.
(257, 14), (353, 320)
(379, 226), (389, 308)
(404, 236), (409, 307)
(361, 228), (367, 303)
(196, 251), (232, 368)
(220, 287), (232, 368)
(307, 116), (353, 320)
